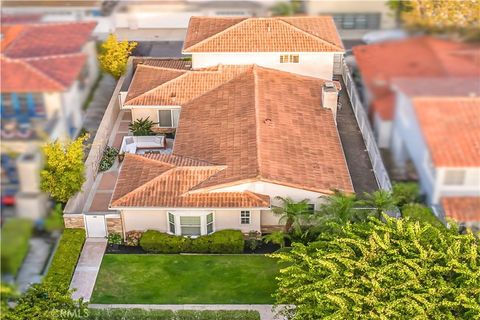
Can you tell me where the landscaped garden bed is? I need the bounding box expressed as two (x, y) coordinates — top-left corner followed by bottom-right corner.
(91, 254), (280, 304)
(87, 308), (260, 320)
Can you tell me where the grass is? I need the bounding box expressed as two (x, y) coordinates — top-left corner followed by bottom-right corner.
(402, 203), (445, 229)
(91, 254), (281, 304)
(82, 72), (104, 111)
(0, 218), (33, 276)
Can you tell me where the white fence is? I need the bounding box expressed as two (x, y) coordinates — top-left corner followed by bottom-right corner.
(341, 61), (392, 191)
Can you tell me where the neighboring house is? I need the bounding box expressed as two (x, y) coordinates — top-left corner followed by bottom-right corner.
(112, 0), (278, 41)
(107, 62), (352, 237)
(0, 21), (98, 220)
(441, 197), (480, 231)
(305, 0), (396, 42)
(182, 16), (344, 80)
(353, 36), (480, 148)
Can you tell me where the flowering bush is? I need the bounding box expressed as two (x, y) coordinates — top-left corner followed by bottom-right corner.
(125, 231), (142, 246)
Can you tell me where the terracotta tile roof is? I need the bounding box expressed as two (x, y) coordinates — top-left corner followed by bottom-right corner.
(133, 58), (192, 70)
(125, 65), (250, 106)
(371, 93), (395, 120)
(441, 197), (480, 222)
(413, 97), (480, 167)
(2, 21), (96, 58)
(110, 154), (270, 208)
(183, 16), (343, 53)
(0, 21), (95, 92)
(353, 36), (480, 120)
(392, 77), (480, 97)
(173, 66), (353, 194)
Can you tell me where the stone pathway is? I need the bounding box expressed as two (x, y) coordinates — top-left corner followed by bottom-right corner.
(70, 238), (107, 301)
(16, 238), (53, 292)
(89, 304), (289, 320)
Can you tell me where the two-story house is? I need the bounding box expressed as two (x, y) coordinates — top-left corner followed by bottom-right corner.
(1, 21), (98, 219)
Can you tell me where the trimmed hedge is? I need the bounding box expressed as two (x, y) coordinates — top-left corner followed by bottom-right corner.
(43, 228), (86, 289)
(87, 309), (260, 320)
(140, 229), (244, 254)
(0, 218), (33, 276)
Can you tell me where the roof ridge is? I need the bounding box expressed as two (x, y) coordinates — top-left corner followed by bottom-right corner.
(135, 63), (189, 73)
(244, 190), (270, 206)
(21, 52), (86, 61)
(253, 66), (263, 179)
(278, 18), (343, 51)
(183, 18), (249, 52)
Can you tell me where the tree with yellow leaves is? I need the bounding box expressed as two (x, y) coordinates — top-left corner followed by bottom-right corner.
(98, 34), (137, 79)
(389, 0), (480, 39)
(40, 135), (88, 204)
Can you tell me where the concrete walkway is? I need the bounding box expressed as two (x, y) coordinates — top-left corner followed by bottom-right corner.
(89, 304), (289, 320)
(70, 238), (107, 301)
(16, 238), (52, 292)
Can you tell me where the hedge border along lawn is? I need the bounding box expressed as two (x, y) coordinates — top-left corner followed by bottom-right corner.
(0, 218), (33, 277)
(43, 228), (86, 289)
(91, 254), (280, 304)
(87, 309), (261, 320)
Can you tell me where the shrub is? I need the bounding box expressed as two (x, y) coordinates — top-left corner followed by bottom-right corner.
(402, 203), (445, 229)
(44, 203), (65, 233)
(87, 309), (260, 320)
(125, 231), (142, 246)
(392, 182), (420, 207)
(43, 228), (86, 289)
(0, 219), (33, 276)
(99, 146), (118, 172)
(129, 117), (155, 136)
(140, 230), (244, 254)
(107, 233), (122, 245)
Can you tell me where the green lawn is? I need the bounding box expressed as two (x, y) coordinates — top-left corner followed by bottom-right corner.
(91, 254), (280, 304)
(0, 218), (33, 276)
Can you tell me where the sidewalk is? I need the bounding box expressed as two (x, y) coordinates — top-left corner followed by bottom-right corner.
(70, 238), (107, 301)
(89, 304), (289, 320)
(16, 238), (52, 292)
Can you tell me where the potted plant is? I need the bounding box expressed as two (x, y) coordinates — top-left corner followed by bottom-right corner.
(107, 232), (123, 250)
(129, 117), (156, 136)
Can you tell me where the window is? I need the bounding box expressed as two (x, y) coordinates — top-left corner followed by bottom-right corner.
(444, 170), (465, 186)
(180, 216), (201, 236)
(207, 213), (214, 234)
(290, 54), (299, 63)
(280, 54), (289, 63)
(332, 13), (380, 30)
(168, 212), (175, 233)
(158, 110), (173, 128)
(0, 94), (14, 118)
(280, 54), (299, 63)
(241, 210), (251, 224)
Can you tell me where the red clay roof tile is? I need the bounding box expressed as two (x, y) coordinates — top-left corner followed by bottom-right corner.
(441, 196), (480, 222)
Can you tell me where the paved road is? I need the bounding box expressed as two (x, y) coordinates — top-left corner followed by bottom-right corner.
(89, 304), (289, 320)
(70, 238), (107, 301)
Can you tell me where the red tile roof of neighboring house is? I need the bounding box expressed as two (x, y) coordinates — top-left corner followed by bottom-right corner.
(183, 16), (343, 53)
(0, 21), (95, 92)
(353, 36), (480, 120)
(441, 197), (480, 222)
(392, 77), (480, 97)
(413, 97), (480, 167)
(111, 154), (270, 208)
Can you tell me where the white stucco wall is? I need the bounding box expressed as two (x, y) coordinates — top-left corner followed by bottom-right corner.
(122, 208), (268, 234)
(433, 167), (480, 204)
(373, 112), (392, 149)
(191, 52), (338, 80)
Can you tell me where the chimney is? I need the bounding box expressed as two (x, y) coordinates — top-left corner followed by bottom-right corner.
(322, 81), (339, 120)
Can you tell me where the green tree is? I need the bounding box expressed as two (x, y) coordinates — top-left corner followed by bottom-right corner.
(392, 182), (420, 207)
(272, 197), (310, 234)
(40, 135), (88, 204)
(3, 283), (88, 320)
(262, 231), (290, 248)
(271, 216), (480, 319)
(359, 189), (397, 218)
(271, 0), (301, 16)
(98, 34), (137, 79)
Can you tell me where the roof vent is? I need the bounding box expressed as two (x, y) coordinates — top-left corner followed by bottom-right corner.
(170, 92), (176, 98)
(264, 118), (273, 126)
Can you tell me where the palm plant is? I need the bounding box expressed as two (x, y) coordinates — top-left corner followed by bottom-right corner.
(358, 190), (398, 218)
(272, 197), (311, 234)
(129, 117), (155, 136)
(263, 231), (290, 248)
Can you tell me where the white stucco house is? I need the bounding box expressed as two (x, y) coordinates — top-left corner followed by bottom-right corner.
(182, 16), (345, 80)
(1, 21), (98, 220)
